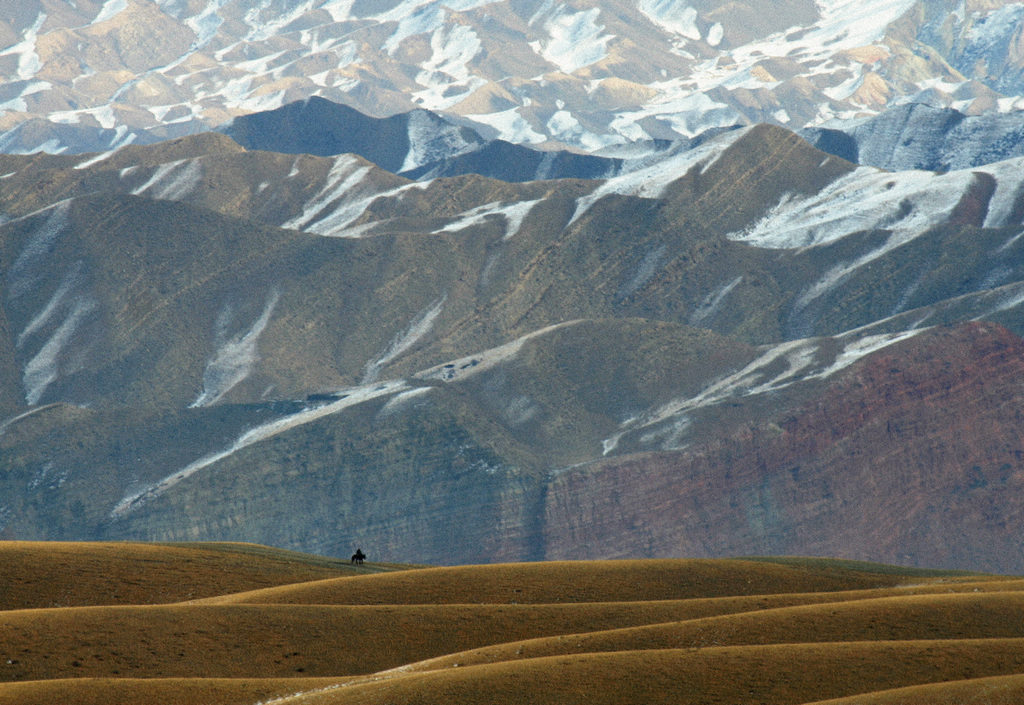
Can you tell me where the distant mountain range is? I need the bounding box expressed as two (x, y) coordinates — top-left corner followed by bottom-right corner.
(3, 0), (1024, 155)
(802, 102), (1024, 171)
(224, 96), (1024, 181)
(220, 96), (632, 181)
(4, 0), (1024, 571)
(3, 107), (1024, 571)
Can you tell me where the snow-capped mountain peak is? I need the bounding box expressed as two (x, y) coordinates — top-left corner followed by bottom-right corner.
(3, 0), (1024, 155)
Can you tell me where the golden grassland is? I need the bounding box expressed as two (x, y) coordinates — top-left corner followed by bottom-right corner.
(0, 541), (402, 609)
(1, 542), (1023, 704)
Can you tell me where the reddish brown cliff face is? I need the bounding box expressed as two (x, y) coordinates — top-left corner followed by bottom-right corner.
(542, 322), (1024, 573)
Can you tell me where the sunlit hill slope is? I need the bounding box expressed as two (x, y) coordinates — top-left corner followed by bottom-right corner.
(1, 543), (1024, 705)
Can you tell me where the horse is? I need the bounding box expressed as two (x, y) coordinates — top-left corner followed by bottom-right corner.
(351, 549), (366, 565)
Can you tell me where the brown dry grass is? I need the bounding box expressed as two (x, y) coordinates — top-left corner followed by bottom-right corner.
(0, 677), (343, 705)
(201, 557), (980, 605)
(273, 640), (1024, 705)
(803, 673), (1024, 704)
(2, 543), (1022, 705)
(382, 589), (1024, 673)
(0, 541), (402, 609)
(0, 600), (820, 680)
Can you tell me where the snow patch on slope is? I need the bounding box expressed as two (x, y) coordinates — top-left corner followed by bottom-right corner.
(546, 110), (584, 148)
(730, 166), (977, 249)
(16, 264), (84, 348)
(281, 155), (373, 233)
(7, 201), (72, 301)
(22, 298), (97, 406)
(362, 296), (446, 383)
(411, 22), (486, 111)
(93, 0), (128, 25)
(465, 107), (546, 144)
(130, 159), (204, 200)
(74, 146), (120, 170)
(811, 329), (921, 379)
(690, 276), (742, 325)
(185, 0), (230, 49)
(111, 380), (410, 518)
(435, 199), (540, 239)
(529, 4), (612, 74)
(610, 90), (738, 142)
(0, 12), (46, 81)
(321, 0), (358, 21)
(729, 163), (1000, 313)
(191, 290), (280, 408)
(570, 127), (746, 225)
(707, 21), (723, 46)
(0, 80), (52, 115)
(401, 110), (477, 173)
(605, 327), (925, 453)
(638, 0), (700, 40)
(0, 405), (62, 439)
(241, 0), (321, 42)
(297, 178), (437, 238)
(737, 0), (916, 71)
(618, 244), (666, 300)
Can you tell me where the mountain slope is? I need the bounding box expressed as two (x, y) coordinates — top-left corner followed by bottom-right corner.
(802, 103), (1024, 171)
(221, 97), (486, 174)
(543, 322), (1024, 572)
(3, 120), (1024, 569)
(3, 0), (1024, 155)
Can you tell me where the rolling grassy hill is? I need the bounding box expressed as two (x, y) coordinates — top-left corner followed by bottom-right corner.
(0, 541), (401, 610)
(1, 542), (1023, 705)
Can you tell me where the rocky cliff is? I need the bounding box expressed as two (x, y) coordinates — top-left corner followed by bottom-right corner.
(543, 322), (1024, 572)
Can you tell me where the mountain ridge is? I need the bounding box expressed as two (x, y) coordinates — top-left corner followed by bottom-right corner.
(4, 0), (1024, 156)
(3, 110), (1024, 568)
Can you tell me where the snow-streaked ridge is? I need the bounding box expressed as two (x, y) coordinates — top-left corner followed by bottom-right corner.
(282, 157), (434, 237)
(729, 165), (977, 250)
(7, 201), (73, 301)
(130, 159), (204, 200)
(22, 298), (97, 406)
(191, 290), (280, 408)
(570, 128), (747, 225)
(729, 158), (1024, 316)
(603, 327), (926, 454)
(415, 320), (584, 383)
(111, 380), (411, 518)
(435, 199), (541, 239)
(1, 0), (1020, 155)
(362, 295), (446, 383)
(111, 320), (591, 519)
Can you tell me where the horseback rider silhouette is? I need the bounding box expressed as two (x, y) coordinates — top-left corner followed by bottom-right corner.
(351, 548), (366, 565)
